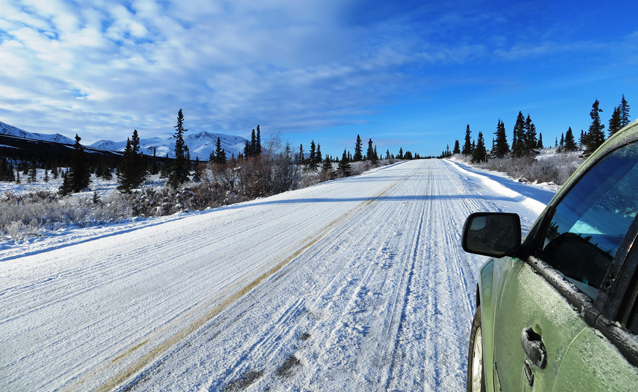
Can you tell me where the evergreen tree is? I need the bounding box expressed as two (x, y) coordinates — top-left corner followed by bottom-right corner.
(316, 144), (322, 164)
(27, 160), (37, 182)
(462, 125), (472, 155)
(338, 149), (351, 176)
(523, 115), (538, 156)
(620, 94), (631, 128)
(353, 135), (363, 161)
(609, 106), (622, 137)
(168, 109), (190, 188)
(471, 132), (488, 163)
(585, 99), (605, 155)
(511, 112), (526, 157)
(472, 132), (487, 163)
(60, 134), (91, 195)
(453, 140), (460, 155)
(0, 157), (15, 181)
(321, 156), (333, 175)
(398, 147), (404, 159)
(564, 127), (578, 152)
(308, 141), (318, 171)
(102, 166), (113, 180)
(299, 144), (304, 164)
(117, 130), (146, 193)
(493, 120), (509, 158)
(255, 125), (262, 156)
(537, 133), (543, 149)
(366, 138), (379, 165)
(214, 137), (227, 164)
(250, 129), (257, 156)
(150, 147), (159, 175)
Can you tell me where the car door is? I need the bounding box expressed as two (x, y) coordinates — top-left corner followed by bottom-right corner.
(492, 140), (638, 390)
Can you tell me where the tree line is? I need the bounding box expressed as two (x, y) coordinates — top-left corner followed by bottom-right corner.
(446, 95), (631, 163)
(3, 108), (424, 199)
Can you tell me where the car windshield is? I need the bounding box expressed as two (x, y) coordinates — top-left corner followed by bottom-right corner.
(541, 141), (638, 300)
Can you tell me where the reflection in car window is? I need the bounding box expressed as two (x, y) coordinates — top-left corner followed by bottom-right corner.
(541, 142), (638, 300)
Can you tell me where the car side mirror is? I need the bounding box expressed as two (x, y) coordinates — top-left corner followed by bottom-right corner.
(462, 212), (521, 257)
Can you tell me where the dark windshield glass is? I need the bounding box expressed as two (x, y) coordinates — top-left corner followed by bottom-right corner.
(541, 142), (638, 300)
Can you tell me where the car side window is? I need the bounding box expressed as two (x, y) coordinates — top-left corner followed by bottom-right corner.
(539, 142), (638, 301)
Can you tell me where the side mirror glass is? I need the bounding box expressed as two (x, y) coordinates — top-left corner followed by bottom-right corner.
(462, 212), (521, 257)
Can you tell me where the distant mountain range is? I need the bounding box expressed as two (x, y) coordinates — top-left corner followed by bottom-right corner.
(0, 121), (248, 161)
(0, 121), (75, 145)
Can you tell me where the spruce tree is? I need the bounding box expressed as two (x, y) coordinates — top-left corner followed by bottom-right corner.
(523, 115), (538, 156)
(118, 130), (146, 193)
(249, 129), (257, 157)
(316, 144), (322, 164)
(471, 132), (488, 163)
(0, 157), (15, 181)
(60, 134), (91, 195)
(150, 147), (159, 175)
(338, 149), (351, 176)
(321, 156), (333, 175)
(453, 140), (460, 155)
(255, 125), (262, 156)
(511, 112), (526, 158)
(28, 161), (36, 182)
(493, 120), (509, 158)
(537, 133), (543, 149)
(564, 127), (578, 152)
(214, 137), (227, 164)
(462, 125), (472, 156)
(366, 138), (379, 165)
(168, 109), (190, 188)
(585, 99), (605, 155)
(620, 94), (631, 128)
(308, 141), (318, 171)
(609, 106), (622, 137)
(353, 135), (363, 161)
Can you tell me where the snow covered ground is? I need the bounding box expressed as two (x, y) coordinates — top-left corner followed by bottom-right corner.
(0, 159), (555, 391)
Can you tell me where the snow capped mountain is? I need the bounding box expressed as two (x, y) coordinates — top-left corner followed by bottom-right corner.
(91, 131), (248, 160)
(0, 121), (74, 145)
(0, 120), (247, 161)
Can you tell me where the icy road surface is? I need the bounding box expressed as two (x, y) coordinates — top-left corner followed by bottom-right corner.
(0, 159), (555, 391)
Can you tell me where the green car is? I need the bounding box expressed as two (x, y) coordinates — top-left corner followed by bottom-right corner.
(463, 120), (638, 391)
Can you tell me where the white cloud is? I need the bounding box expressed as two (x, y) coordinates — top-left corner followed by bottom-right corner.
(1, 0), (627, 151)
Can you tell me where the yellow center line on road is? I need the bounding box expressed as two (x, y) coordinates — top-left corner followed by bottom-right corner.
(70, 180), (401, 392)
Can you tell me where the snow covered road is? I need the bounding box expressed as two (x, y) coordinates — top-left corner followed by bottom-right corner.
(0, 159), (554, 391)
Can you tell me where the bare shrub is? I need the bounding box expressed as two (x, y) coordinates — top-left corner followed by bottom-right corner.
(1, 150), (393, 242)
(477, 153), (582, 185)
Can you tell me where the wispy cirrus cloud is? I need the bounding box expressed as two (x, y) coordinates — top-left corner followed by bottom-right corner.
(0, 0), (636, 158)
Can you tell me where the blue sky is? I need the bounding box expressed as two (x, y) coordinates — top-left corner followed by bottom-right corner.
(0, 0), (636, 158)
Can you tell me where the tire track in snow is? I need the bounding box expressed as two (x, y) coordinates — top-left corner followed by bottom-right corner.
(84, 180), (402, 392)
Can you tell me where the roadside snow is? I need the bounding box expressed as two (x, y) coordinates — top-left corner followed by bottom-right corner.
(0, 159), (554, 391)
